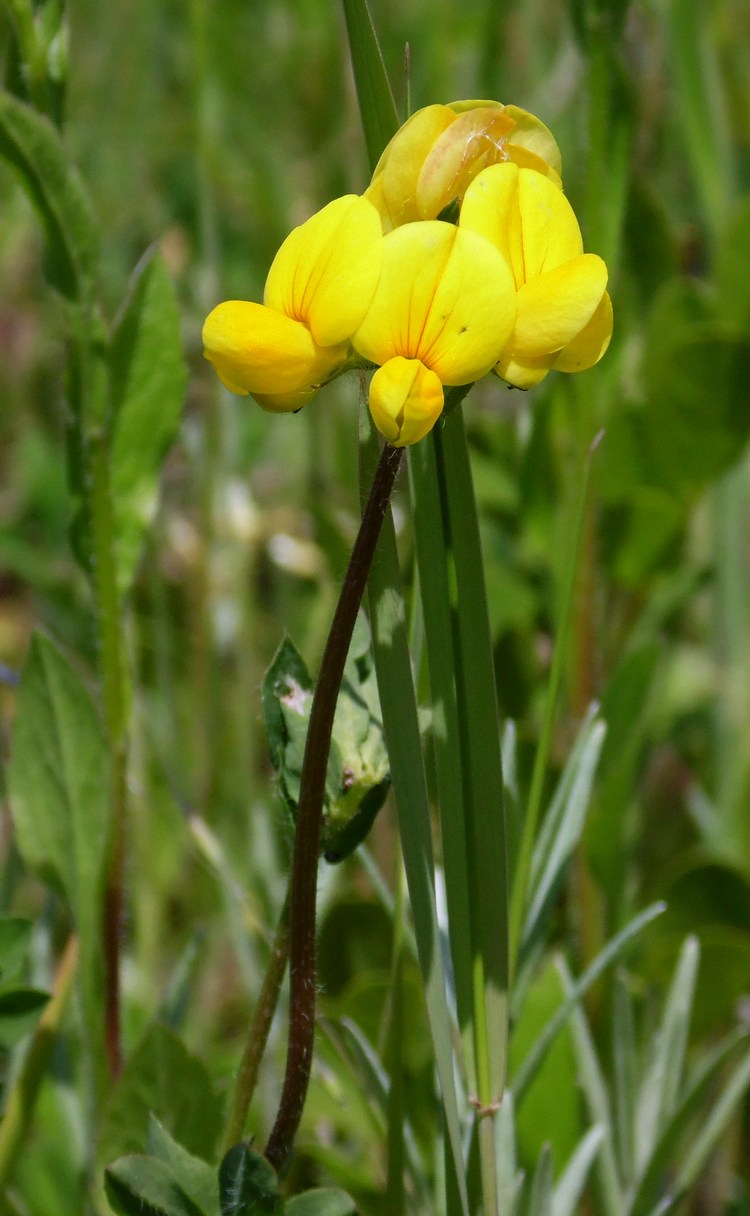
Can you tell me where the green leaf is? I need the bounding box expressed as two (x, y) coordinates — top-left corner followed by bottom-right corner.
(0, 918), (35, 982)
(551, 1127), (604, 1216)
(262, 625), (390, 863)
(218, 1144), (281, 1216)
(341, 0), (399, 173)
(0, 89), (98, 300)
(7, 632), (108, 908)
(651, 1045), (750, 1216)
(147, 1118), (220, 1216)
(634, 936), (699, 1176)
(104, 1155), (207, 1216)
(285, 1189), (358, 1216)
(629, 1028), (750, 1216)
(0, 988), (50, 1049)
(717, 195), (750, 329)
(109, 250), (187, 595)
(522, 709), (606, 959)
(558, 960), (624, 1216)
(98, 1024), (223, 1169)
(360, 413), (469, 1216)
(6, 632), (108, 1083)
(527, 1143), (553, 1216)
(512, 905), (664, 1107)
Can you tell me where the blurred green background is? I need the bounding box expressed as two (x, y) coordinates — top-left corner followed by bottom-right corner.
(2, 0), (750, 1212)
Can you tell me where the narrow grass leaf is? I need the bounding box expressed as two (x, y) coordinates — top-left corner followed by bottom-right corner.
(634, 936), (699, 1176)
(668, 0), (735, 239)
(341, 0), (399, 173)
(323, 1016), (430, 1211)
(646, 1045), (750, 1216)
(628, 1027), (750, 1216)
(408, 435), (476, 1087)
(509, 436), (597, 974)
(0, 90), (98, 300)
(558, 959), (624, 1216)
(361, 413), (469, 1216)
(512, 905), (664, 1106)
(552, 1126), (604, 1216)
(612, 971), (637, 1186)
(436, 406), (510, 1109)
(522, 709), (606, 959)
(527, 1143), (553, 1216)
(495, 1091), (521, 1216)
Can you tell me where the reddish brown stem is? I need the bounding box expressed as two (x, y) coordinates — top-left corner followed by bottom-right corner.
(264, 441), (403, 1172)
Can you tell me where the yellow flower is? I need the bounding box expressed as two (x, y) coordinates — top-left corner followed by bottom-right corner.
(365, 100), (562, 232)
(459, 163), (613, 389)
(203, 194), (382, 411)
(352, 220), (516, 445)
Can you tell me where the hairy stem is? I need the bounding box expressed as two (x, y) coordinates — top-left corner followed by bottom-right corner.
(264, 440), (403, 1172)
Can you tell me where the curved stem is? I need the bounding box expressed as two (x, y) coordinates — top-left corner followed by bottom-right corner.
(264, 441), (403, 1172)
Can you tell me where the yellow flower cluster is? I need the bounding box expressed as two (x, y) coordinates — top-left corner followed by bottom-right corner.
(203, 101), (613, 447)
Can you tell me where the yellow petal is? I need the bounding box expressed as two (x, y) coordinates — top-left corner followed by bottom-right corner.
(493, 352), (553, 390)
(203, 300), (346, 401)
(415, 106), (516, 219)
(251, 385), (320, 413)
(370, 105), (456, 228)
(503, 104), (562, 177)
(353, 222), (516, 386)
(552, 290), (613, 372)
(461, 163), (582, 287)
(263, 195), (382, 346)
(369, 357), (444, 446)
(517, 168), (583, 276)
(512, 254), (608, 358)
(459, 162), (524, 284)
(446, 101), (562, 179)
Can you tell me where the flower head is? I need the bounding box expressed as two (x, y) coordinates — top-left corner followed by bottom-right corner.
(352, 220), (516, 444)
(459, 163), (613, 388)
(203, 194), (382, 411)
(365, 100), (562, 232)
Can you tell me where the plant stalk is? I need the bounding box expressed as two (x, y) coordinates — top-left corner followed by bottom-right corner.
(264, 440), (403, 1172)
(222, 895), (291, 1152)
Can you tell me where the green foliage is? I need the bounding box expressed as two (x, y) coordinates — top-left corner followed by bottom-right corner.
(218, 1144), (281, 1215)
(109, 249), (188, 595)
(262, 621), (390, 863)
(2, 0), (750, 1212)
(0, 918), (49, 1049)
(98, 1024), (223, 1168)
(0, 89), (98, 300)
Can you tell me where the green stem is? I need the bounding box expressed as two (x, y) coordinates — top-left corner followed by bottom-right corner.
(264, 441), (403, 1172)
(0, 936), (79, 1197)
(222, 896), (291, 1152)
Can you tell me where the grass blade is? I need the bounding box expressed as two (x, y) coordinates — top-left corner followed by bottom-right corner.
(634, 936), (699, 1176)
(360, 412), (469, 1216)
(552, 1126), (604, 1216)
(512, 905), (665, 1106)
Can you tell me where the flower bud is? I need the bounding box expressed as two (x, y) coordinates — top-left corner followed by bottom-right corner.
(368, 357), (444, 447)
(365, 101), (562, 231)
